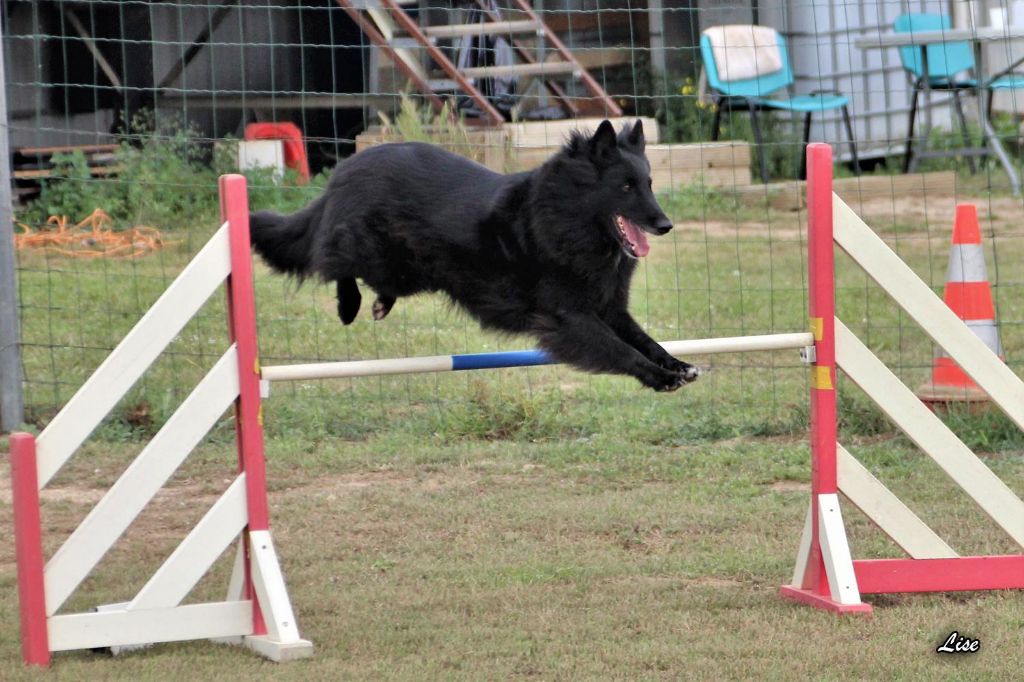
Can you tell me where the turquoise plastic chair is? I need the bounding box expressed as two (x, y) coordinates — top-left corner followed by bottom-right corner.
(700, 26), (858, 182)
(895, 13), (1024, 173)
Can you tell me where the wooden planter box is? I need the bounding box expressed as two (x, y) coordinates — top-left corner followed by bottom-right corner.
(357, 117), (753, 191)
(355, 126), (510, 173)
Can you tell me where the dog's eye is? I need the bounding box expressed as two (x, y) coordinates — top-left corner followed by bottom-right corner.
(622, 181), (634, 192)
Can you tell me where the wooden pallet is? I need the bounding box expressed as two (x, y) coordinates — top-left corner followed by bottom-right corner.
(13, 144), (121, 203)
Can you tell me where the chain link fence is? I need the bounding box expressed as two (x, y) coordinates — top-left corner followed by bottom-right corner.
(1, 0), (1022, 449)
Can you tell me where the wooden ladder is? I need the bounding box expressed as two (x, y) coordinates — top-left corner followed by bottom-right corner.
(335, 0), (622, 125)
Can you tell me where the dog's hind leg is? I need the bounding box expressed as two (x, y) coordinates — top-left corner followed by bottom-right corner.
(372, 295), (396, 321)
(336, 277), (362, 325)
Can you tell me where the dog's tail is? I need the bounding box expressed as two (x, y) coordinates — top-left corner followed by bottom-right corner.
(249, 198), (324, 278)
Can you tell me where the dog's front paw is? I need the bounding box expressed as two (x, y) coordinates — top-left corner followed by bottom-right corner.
(678, 362), (701, 383)
(647, 364), (700, 392)
(661, 356), (698, 375)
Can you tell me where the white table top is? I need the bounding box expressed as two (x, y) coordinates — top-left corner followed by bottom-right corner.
(855, 26), (1024, 49)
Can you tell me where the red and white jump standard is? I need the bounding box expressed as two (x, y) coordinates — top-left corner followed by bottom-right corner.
(779, 144), (869, 613)
(781, 144), (1024, 612)
(10, 175), (312, 666)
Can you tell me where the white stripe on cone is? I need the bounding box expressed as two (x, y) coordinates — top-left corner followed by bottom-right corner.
(946, 244), (989, 283)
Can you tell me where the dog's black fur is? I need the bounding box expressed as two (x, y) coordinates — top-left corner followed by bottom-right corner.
(250, 120), (698, 391)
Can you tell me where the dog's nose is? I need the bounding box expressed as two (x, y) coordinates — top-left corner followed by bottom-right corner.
(654, 218), (674, 235)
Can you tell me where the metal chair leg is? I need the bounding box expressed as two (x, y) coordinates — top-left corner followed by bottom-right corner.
(903, 87), (919, 174)
(799, 112), (812, 180)
(711, 99), (722, 142)
(746, 99), (769, 183)
(952, 90), (977, 174)
(912, 83), (935, 174)
(841, 105), (860, 176)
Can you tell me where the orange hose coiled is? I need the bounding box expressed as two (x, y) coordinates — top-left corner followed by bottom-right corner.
(14, 209), (173, 258)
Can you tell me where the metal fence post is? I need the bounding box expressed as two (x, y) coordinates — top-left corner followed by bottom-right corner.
(0, 19), (25, 432)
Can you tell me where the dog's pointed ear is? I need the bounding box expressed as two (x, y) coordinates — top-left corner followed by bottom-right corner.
(588, 120), (618, 162)
(627, 120), (645, 151)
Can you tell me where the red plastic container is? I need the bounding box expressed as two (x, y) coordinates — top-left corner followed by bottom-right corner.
(243, 122), (310, 183)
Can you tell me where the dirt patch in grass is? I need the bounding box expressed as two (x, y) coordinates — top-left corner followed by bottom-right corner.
(769, 480), (809, 493)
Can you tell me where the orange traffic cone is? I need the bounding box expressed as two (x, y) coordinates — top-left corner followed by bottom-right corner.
(917, 204), (1003, 406)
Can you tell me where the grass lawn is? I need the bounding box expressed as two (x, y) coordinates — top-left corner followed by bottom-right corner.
(2, 175), (1024, 679)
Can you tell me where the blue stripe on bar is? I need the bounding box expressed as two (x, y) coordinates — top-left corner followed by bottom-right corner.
(451, 349), (551, 371)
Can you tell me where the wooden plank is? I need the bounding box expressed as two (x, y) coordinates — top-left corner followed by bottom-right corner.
(129, 475), (248, 611)
(789, 503), (813, 589)
(48, 601), (253, 652)
(511, 142), (752, 187)
(647, 142), (751, 172)
(566, 47), (634, 70)
(652, 166), (750, 191)
(504, 116), (661, 147)
(249, 530), (304, 644)
(423, 20), (540, 39)
(14, 166), (121, 180)
(734, 171), (956, 210)
(225, 539), (246, 602)
(242, 634), (315, 662)
(17, 144), (117, 155)
(837, 444), (957, 559)
(364, 5), (428, 82)
(35, 224), (232, 488)
(355, 126), (509, 173)
(462, 61), (577, 79)
(817, 493), (862, 605)
(836, 319), (1024, 547)
(834, 196), (1024, 430)
(44, 348), (241, 615)
(855, 555), (1024, 594)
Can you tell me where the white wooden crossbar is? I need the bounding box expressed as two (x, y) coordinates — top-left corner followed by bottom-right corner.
(48, 601), (253, 652)
(129, 475), (248, 611)
(836, 320), (1024, 548)
(44, 347), (241, 615)
(837, 444), (957, 559)
(834, 196), (1024, 430)
(35, 224), (233, 488)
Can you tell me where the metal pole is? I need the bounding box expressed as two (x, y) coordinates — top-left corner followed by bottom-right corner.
(0, 17), (25, 432)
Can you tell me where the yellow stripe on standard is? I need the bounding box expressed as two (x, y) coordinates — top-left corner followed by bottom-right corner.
(811, 366), (834, 390)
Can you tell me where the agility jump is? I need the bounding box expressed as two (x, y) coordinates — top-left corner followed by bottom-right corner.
(10, 144), (1024, 666)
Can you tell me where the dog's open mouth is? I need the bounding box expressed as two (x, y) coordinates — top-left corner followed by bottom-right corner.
(614, 215), (651, 258)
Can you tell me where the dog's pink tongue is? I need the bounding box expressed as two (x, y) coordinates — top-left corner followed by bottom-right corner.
(623, 219), (650, 257)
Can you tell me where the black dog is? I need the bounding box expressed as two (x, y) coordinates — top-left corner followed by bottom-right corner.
(250, 120), (699, 391)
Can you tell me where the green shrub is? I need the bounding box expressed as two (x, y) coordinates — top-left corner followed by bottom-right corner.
(20, 111), (326, 232)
